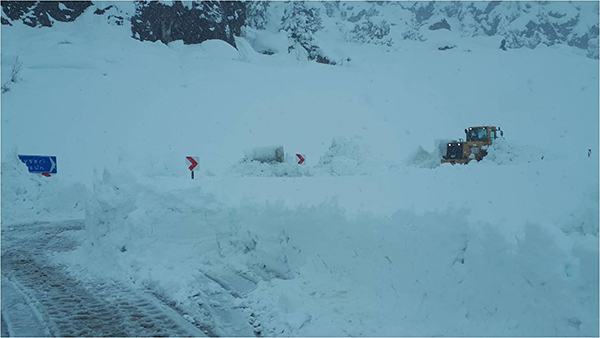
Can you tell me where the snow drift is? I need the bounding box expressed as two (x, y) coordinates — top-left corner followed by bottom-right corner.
(1, 151), (87, 225)
(68, 169), (599, 336)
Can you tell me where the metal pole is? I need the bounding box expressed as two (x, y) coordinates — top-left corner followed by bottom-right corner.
(191, 171), (194, 179)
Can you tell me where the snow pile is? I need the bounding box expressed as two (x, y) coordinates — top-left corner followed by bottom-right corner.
(112, 151), (182, 178)
(240, 26), (290, 56)
(84, 169), (220, 256)
(74, 171), (599, 336)
(234, 36), (263, 63)
(228, 137), (379, 177)
(75, 170), (308, 335)
(404, 146), (441, 169)
(1, 152), (87, 225)
(244, 210), (599, 336)
(314, 136), (378, 176)
(404, 139), (450, 169)
(83, 169), (301, 285)
(561, 187), (599, 237)
(483, 138), (556, 165)
(228, 158), (312, 178)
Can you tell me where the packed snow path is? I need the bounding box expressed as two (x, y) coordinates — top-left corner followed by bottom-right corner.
(1, 220), (207, 337)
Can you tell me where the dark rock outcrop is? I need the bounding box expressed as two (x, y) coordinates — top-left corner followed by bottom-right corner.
(429, 18), (451, 31)
(92, 4), (124, 26)
(500, 39), (507, 51)
(1, 1), (92, 27)
(130, 1), (245, 48)
(93, 5), (113, 16)
(438, 45), (455, 51)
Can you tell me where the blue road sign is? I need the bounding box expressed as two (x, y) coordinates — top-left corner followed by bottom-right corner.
(18, 155), (57, 174)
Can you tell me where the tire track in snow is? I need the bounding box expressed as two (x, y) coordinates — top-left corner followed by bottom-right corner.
(1, 220), (206, 337)
(1, 276), (51, 337)
(1, 315), (11, 337)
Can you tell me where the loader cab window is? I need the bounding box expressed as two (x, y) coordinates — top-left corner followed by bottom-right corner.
(467, 128), (488, 142)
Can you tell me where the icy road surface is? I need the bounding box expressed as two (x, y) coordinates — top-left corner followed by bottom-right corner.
(1, 220), (207, 337)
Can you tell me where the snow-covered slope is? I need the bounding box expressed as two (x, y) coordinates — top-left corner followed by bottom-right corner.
(2, 1), (599, 60)
(1, 4), (598, 337)
(247, 1), (600, 62)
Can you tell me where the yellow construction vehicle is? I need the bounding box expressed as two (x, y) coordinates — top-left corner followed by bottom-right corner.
(441, 126), (502, 164)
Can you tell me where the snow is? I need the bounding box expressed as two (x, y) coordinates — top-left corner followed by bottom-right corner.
(315, 136), (378, 176)
(54, 167), (599, 335)
(1, 277), (50, 337)
(573, 3), (599, 42)
(511, 14), (533, 32)
(1, 4), (598, 337)
(1, 9), (11, 25)
(545, 2), (580, 26)
(241, 26), (290, 55)
(234, 36), (261, 63)
(1, 150), (87, 226)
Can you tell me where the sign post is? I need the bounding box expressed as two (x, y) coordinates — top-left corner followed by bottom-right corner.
(18, 155), (57, 176)
(186, 156), (199, 179)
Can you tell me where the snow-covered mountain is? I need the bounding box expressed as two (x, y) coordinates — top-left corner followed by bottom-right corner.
(2, 1), (599, 61)
(247, 1), (600, 62)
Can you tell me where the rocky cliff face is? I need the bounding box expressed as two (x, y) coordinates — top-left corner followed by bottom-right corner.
(2, 1), (598, 60)
(398, 1), (599, 58)
(1, 1), (244, 48)
(131, 1), (245, 47)
(1, 1), (92, 27)
(256, 1), (599, 61)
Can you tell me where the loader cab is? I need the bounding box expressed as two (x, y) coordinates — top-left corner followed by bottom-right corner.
(465, 126), (499, 144)
(465, 127), (489, 142)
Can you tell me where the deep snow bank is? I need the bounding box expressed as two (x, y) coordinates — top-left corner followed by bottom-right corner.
(64, 170), (599, 336)
(315, 135), (379, 176)
(404, 139), (449, 169)
(1, 151), (87, 225)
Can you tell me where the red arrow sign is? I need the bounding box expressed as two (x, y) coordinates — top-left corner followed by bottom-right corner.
(296, 154), (305, 165)
(186, 156), (198, 171)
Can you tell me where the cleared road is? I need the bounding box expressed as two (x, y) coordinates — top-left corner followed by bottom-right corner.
(1, 220), (207, 337)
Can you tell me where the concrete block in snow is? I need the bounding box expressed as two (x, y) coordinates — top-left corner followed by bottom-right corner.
(244, 145), (284, 163)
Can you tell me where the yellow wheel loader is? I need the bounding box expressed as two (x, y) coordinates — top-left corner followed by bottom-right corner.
(441, 126), (502, 164)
